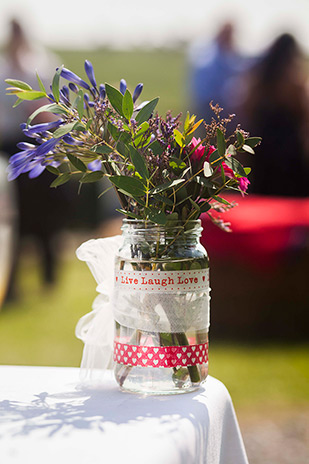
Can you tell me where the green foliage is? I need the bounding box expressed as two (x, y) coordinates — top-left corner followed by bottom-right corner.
(135, 97), (159, 124)
(105, 83), (124, 116)
(52, 65), (63, 103)
(122, 89), (134, 120)
(5, 54), (261, 228)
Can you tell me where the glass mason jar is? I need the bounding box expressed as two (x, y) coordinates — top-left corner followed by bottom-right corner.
(112, 219), (210, 394)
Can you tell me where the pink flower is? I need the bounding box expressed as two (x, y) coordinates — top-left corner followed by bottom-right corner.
(190, 137), (205, 162)
(238, 176), (250, 195)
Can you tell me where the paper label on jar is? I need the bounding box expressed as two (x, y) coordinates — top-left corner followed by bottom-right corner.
(114, 269), (209, 293)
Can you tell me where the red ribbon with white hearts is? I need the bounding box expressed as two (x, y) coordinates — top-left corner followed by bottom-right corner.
(113, 341), (208, 368)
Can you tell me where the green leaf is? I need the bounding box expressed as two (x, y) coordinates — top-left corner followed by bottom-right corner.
(236, 131), (245, 148)
(208, 149), (222, 168)
(242, 144), (255, 155)
(224, 157), (247, 177)
(36, 72), (46, 93)
(15, 91), (46, 101)
(27, 103), (68, 126)
(195, 176), (214, 188)
(216, 128), (226, 157)
(105, 83), (124, 116)
(134, 122), (150, 146)
(149, 179), (185, 195)
(50, 172), (71, 188)
(169, 157), (186, 170)
(67, 154), (87, 172)
(107, 121), (120, 142)
(117, 141), (130, 158)
(153, 194), (174, 206)
(52, 65), (63, 103)
(85, 119), (92, 130)
(80, 171), (104, 183)
(200, 202), (211, 213)
(244, 167), (251, 175)
(244, 137), (262, 148)
(227, 144), (237, 156)
(122, 89), (134, 120)
(213, 195), (232, 206)
(174, 129), (185, 147)
(148, 140), (163, 156)
(116, 209), (142, 220)
(95, 145), (113, 155)
(147, 209), (167, 225)
(129, 145), (149, 180)
(13, 98), (23, 108)
(73, 122), (86, 131)
(136, 97), (159, 124)
(109, 175), (146, 197)
(5, 79), (32, 91)
(77, 91), (84, 119)
(189, 198), (201, 212)
(46, 165), (60, 175)
(53, 122), (76, 138)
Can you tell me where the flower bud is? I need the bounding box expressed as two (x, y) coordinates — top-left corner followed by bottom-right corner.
(69, 83), (79, 93)
(99, 84), (106, 100)
(119, 79), (127, 95)
(133, 83), (143, 103)
(84, 60), (97, 88)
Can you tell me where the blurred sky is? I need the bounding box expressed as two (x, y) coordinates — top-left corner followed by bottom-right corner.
(0, 0), (309, 53)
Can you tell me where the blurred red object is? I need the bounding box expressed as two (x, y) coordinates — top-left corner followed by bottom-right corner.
(201, 194), (309, 269)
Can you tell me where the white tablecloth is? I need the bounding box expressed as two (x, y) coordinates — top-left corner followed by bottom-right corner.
(0, 366), (248, 464)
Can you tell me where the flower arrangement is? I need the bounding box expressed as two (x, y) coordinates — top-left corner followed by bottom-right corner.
(5, 60), (261, 230)
(6, 60), (262, 393)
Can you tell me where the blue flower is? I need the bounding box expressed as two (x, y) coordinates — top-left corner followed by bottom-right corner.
(133, 83), (143, 103)
(63, 135), (83, 146)
(120, 79), (127, 95)
(84, 60), (97, 88)
(99, 84), (106, 100)
(69, 83), (78, 93)
(59, 67), (90, 90)
(25, 120), (62, 136)
(35, 137), (61, 157)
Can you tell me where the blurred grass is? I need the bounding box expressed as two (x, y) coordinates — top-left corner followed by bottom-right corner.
(56, 48), (188, 116)
(1, 250), (308, 412)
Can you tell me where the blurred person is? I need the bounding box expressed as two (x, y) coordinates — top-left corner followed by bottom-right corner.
(188, 22), (251, 125)
(240, 33), (309, 197)
(0, 19), (68, 299)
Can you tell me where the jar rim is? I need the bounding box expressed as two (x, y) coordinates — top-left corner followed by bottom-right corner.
(121, 219), (203, 236)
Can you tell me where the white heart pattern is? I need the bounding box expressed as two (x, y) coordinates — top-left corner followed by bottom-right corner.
(113, 341), (209, 368)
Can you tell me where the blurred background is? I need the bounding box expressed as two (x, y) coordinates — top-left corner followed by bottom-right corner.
(0, 1), (309, 463)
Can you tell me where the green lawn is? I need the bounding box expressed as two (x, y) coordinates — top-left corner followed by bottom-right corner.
(1, 248), (308, 412)
(56, 48), (188, 116)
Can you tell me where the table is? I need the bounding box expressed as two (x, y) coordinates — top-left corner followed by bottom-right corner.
(0, 366), (248, 464)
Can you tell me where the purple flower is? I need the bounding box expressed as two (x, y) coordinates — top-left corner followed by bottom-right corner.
(84, 93), (94, 108)
(119, 79), (127, 95)
(84, 60), (97, 88)
(35, 137), (61, 157)
(99, 84), (106, 100)
(28, 161), (46, 179)
(133, 83), (143, 103)
(63, 135), (83, 145)
(69, 83), (78, 93)
(16, 142), (36, 150)
(87, 160), (102, 171)
(59, 67), (90, 90)
(26, 120), (62, 136)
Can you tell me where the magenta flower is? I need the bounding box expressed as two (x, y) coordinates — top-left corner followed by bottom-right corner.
(190, 137), (206, 163)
